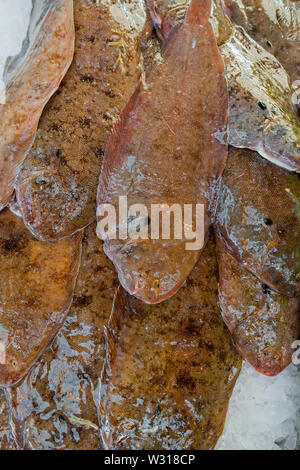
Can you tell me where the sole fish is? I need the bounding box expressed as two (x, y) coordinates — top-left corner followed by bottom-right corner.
(97, 0), (228, 304)
(0, 0), (74, 210)
(2, 224), (118, 450)
(215, 147), (300, 297)
(225, 0), (300, 82)
(0, 209), (82, 387)
(16, 0), (151, 241)
(217, 240), (300, 376)
(148, 0), (300, 170)
(100, 236), (242, 450)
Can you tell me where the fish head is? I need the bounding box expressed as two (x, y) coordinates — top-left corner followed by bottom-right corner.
(261, 119), (300, 171)
(103, 238), (199, 304)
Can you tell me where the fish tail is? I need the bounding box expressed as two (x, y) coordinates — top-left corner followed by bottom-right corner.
(185, 0), (212, 26)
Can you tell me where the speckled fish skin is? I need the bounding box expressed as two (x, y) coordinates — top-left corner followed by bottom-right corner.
(97, 0), (228, 304)
(215, 147), (300, 297)
(2, 224), (118, 450)
(0, 389), (16, 450)
(100, 236), (242, 450)
(16, 0), (151, 242)
(225, 0), (300, 82)
(0, 209), (82, 387)
(0, 0), (74, 211)
(148, 0), (300, 171)
(217, 240), (300, 376)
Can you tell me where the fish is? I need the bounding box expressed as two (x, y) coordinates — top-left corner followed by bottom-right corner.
(16, 0), (152, 242)
(1, 224), (118, 450)
(217, 239), (300, 376)
(147, 0), (300, 171)
(97, 0), (228, 304)
(0, 209), (82, 387)
(224, 0), (300, 82)
(215, 147), (300, 297)
(100, 235), (242, 450)
(0, 389), (16, 450)
(0, 0), (74, 211)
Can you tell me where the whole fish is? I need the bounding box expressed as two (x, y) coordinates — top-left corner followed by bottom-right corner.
(16, 0), (151, 241)
(100, 236), (242, 450)
(97, 0), (228, 304)
(215, 147), (300, 297)
(2, 224), (118, 450)
(217, 240), (300, 376)
(225, 0), (300, 82)
(147, 0), (300, 170)
(0, 209), (82, 387)
(0, 0), (74, 210)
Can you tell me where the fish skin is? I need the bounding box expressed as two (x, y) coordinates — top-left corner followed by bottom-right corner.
(100, 236), (242, 450)
(16, 0), (151, 242)
(147, 0), (300, 171)
(215, 147), (300, 297)
(0, 389), (16, 450)
(2, 224), (118, 450)
(217, 240), (300, 376)
(97, 0), (228, 304)
(0, 209), (82, 387)
(225, 0), (300, 82)
(0, 0), (74, 211)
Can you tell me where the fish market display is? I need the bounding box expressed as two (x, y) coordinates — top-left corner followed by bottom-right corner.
(217, 240), (300, 376)
(148, 0), (300, 170)
(215, 147), (300, 297)
(0, 209), (82, 387)
(16, 0), (151, 242)
(0, 0), (74, 210)
(100, 236), (242, 450)
(97, 0), (228, 304)
(225, 0), (300, 82)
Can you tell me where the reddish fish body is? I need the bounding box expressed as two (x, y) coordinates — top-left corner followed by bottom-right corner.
(97, 0), (228, 304)
(217, 240), (300, 376)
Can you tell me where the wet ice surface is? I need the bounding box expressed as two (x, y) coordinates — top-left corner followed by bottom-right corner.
(1, 0), (300, 451)
(217, 362), (300, 450)
(0, 0), (32, 79)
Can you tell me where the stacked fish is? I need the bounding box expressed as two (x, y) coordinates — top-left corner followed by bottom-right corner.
(0, 0), (299, 450)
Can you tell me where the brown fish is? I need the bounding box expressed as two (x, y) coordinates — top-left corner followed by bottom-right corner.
(0, 0), (74, 210)
(16, 0), (151, 241)
(148, 0), (300, 171)
(217, 240), (300, 376)
(100, 235), (241, 450)
(2, 224), (118, 450)
(0, 209), (82, 387)
(215, 147), (300, 297)
(225, 0), (300, 82)
(97, 0), (228, 304)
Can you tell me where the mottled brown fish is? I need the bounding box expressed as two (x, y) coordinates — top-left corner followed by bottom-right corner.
(0, 0), (74, 211)
(2, 224), (117, 450)
(16, 0), (151, 241)
(0, 209), (82, 387)
(97, 0), (228, 304)
(148, 0), (300, 170)
(225, 0), (300, 82)
(100, 236), (241, 450)
(217, 240), (300, 376)
(215, 147), (300, 297)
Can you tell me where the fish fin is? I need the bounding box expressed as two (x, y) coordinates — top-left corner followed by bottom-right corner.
(185, 0), (212, 26)
(104, 287), (131, 364)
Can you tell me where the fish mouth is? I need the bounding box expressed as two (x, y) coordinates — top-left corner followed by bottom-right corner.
(0, 364), (27, 387)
